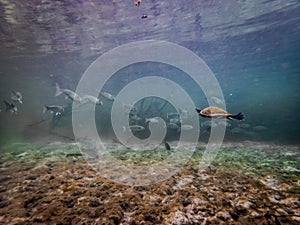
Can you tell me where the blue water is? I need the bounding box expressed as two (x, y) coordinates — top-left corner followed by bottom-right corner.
(0, 0), (299, 144)
(0, 2), (300, 224)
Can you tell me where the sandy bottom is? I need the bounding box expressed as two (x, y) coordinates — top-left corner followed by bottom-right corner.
(0, 141), (299, 225)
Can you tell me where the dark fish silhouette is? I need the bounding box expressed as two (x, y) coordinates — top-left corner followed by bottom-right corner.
(43, 105), (64, 116)
(163, 141), (171, 150)
(3, 100), (17, 114)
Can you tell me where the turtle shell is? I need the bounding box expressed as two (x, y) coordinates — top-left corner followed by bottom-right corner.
(199, 106), (232, 118)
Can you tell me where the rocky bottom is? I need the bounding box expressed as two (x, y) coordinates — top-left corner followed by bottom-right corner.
(0, 141), (299, 225)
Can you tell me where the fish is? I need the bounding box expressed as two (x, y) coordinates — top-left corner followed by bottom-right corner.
(167, 113), (181, 123)
(169, 118), (180, 124)
(3, 100), (17, 114)
(167, 113), (180, 120)
(163, 141), (171, 150)
(43, 105), (64, 116)
(81, 95), (103, 105)
(130, 114), (142, 122)
(100, 91), (115, 101)
(11, 91), (23, 103)
(166, 123), (180, 129)
(145, 117), (160, 123)
(55, 83), (82, 103)
(123, 125), (145, 132)
(181, 125), (193, 131)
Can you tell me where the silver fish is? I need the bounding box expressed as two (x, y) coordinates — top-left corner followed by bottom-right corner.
(169, 118), (180, 124)
(166, 123), (179, 129)
(11, 91), (23, 104)
(100, 91), (115, 101)
(130, 114), (142, 122)
(145, 117), (160, 123)
(167, 113), (180, 124)
(181, 125), (193, 131)
(55, 83), (82, 103)
(123, 125), (145, 132)
(3, 100), (17, 114)
(81, 95), (103, 105)
(43, 105), (64, 116)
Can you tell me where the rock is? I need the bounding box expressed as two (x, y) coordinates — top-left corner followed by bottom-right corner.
(229, 208), (248, 221)
(25, 175), (38, 180)
(216, 211), (231, 221)
(0, 175), (12, 182)
(182, 200), (192, 207)
(166, 211), (190, 225)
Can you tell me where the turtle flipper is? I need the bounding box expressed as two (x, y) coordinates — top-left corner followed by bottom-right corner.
(229, 112), (244, 121)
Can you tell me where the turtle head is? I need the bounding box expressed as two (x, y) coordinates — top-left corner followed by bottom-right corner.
(195, 108), (201, 114)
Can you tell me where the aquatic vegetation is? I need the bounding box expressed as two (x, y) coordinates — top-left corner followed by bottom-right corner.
(0, 141), (299, 224)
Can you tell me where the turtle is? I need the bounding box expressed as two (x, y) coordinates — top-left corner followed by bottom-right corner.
(195, 106), (244, 121)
